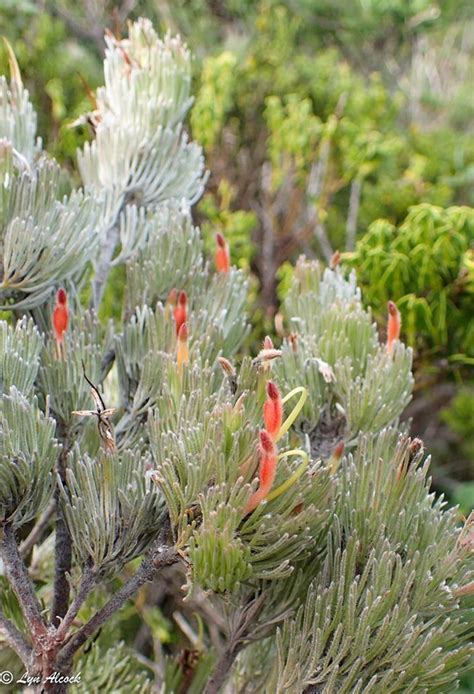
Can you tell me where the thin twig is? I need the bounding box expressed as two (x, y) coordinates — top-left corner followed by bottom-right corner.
(55, 567), (97, 641)
(313, 218), (333, 262)
(0, 524), (48, 645)
(203, 595), (266, 694)
(203, 645), (241, 694)
(0, 607), (32, 665)
(306, 160), (333, 263)
(91, 219), (121, 310)
(345, 177), (362, 251)
(57, 544), (178, 668)
(19, 498), (56, 558)
(51, 446), (72, 627)
(46, 1), (105, 52)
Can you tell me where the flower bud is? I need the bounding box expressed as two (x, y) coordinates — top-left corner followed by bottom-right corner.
(330, 250), (341, 269)
(167, 287), (178, 306)
(264, 381), (283, 439)
(217, 356), (235, 377)
(245, 430), (278, 514)
(386, 300), (401, 354)
(329, 441), (345, 473)
(215, 232), (230, 273)
(53, 288), (69, 347)
(263, 335), (274, 350)
(174, 290), (187, 335)
(177, 322), (189, 371)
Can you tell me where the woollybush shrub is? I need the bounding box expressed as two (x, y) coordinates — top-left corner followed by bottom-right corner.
(0, 15), (473, 694)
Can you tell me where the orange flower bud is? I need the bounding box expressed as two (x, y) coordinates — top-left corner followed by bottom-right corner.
(174, 290), (187, 335)
(244, 430), (278, 514)
(177, 322), (189, 371)
(215, 232), (230, 273)
(263, 380), (283, 439)
(386, 300), (401, 354)
(53, 288), (69, 346)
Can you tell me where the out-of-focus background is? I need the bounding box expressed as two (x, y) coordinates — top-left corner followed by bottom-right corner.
(1, 0), (473, 510)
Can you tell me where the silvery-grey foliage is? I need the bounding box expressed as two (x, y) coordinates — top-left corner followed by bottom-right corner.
(275, 257), (413, 455)
(0, 317), (42, 396)
(77, 18), (206, 285)
(0, 68), (40, 163)
(0, 19), (471, 694)
(60, 448), (165, 575)
(0, 387), (58, 528)
(0, 142), (100, 309)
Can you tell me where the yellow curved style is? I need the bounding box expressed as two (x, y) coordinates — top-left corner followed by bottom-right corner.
(266, 449), (309, 501)
(275, 386), (308, 441)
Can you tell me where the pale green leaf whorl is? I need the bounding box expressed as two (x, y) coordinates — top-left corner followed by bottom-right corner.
(0, 387), (57, 527)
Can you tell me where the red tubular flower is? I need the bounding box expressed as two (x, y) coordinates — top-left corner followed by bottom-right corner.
(177, 322), (189, 371)
(386, 300), (401, 354)
(173, 290), (187, 335)
(263, 380), (283, 439)
(215, 232), (230, 273)
(245, 430), (278, 514)
(53, 288), (69, 346)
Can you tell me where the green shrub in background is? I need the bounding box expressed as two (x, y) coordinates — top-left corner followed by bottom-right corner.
(346, 204), (474, 361)
(191, 2), (473, 315)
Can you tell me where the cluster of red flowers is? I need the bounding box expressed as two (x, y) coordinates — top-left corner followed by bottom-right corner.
(167, 230), (232, 371)
(51, 254), (400, 505)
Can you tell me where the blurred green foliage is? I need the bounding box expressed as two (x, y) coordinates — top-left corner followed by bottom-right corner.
(190, 1), (473, 325)
(0, 3), (101, 169)
(346, 204), (474, 361)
